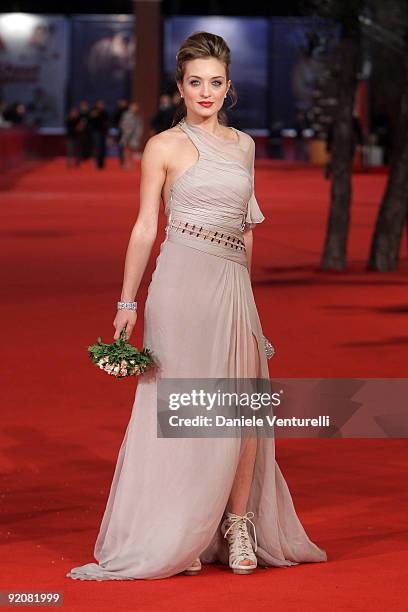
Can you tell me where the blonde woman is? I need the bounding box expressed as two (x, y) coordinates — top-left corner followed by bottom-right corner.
(66, 31), (327, 581)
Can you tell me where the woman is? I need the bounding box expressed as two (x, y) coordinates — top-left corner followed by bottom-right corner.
(119, 101), (143, 169)
(66, 31), (327, 581)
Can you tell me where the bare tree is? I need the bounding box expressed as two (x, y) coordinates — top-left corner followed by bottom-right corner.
(367, 4), (408, 271)
(310, 0), (364, 270)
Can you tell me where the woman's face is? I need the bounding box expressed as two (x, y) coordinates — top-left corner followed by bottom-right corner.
(178, 57), (230, 120)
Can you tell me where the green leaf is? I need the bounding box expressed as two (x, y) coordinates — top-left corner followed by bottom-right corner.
(87, 333), (155, 377)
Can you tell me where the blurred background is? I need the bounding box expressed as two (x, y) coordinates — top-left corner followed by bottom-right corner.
(0, 1), (404, 170)
(1, 6), (407, 604)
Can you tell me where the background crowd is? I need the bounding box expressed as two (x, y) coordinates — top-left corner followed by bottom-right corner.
(1, 90), (181, 171)
(63, 91), (180, 170)
(63, 91), (181, 170)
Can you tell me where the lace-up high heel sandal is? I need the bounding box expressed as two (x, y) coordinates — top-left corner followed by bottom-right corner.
(183, 557), (202, 576)
(221, 511), (258, 575)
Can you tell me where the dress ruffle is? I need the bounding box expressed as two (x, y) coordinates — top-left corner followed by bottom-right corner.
(245, 192), (265, 230)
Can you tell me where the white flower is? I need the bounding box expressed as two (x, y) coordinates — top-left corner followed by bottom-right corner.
(128, 364), (141, 376)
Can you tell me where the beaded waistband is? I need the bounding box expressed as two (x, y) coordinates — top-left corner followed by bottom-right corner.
(165, 218), (246, 252)
(164, 215), (247, 266)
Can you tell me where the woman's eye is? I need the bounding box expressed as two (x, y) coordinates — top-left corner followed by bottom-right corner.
(190, 80), (223, 86)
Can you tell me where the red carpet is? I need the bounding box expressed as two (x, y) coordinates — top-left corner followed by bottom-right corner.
(1, 158), (407, 610)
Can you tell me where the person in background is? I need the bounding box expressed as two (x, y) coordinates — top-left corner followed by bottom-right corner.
(65, 108), (80, 168)
(149, 93), (174, 134)
(113, 97), (129, 167)
(119, 101), (143, 170)
(26, 86), (58, 127)
(89, 99), (110, 170)
(171, 90), (181, 108)
(77, 100), (92, 163)
(0, 99), (12, 128)
(3, 102), (26, 125)
(294, 109), (310, 161)
(372, 109), (392, 164)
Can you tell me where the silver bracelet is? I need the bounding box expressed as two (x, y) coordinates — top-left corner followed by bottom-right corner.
(117, 301), (137, 310)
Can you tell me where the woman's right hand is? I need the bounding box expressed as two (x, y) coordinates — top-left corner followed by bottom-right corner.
(113, 309), (137, 341)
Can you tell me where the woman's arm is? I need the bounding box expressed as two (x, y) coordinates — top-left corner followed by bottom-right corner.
(113, 134), (167, 339)
(243, 228), (253, 278)
(242, 136), (264, 279)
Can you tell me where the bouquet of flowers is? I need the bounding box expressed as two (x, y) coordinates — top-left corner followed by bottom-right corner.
(88, 328), (155, 379)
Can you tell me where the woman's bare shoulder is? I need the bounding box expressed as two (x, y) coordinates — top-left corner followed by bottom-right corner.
(146, 125), (185, 147)
(143, 125), (186, 159)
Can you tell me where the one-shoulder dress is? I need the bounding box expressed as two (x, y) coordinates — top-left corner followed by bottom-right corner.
(66, 117), (327, 580)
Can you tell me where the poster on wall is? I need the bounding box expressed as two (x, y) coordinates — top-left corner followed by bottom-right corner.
(163, 17), (268, 130)
(0, 13), (68, 128)
(70, 15), (135, 113)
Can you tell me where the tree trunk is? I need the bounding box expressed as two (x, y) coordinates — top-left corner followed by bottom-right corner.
(368, 52), (408, 271)
(321, 36), (360, 270)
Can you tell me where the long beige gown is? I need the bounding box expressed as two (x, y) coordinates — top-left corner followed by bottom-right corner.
(66, 117), (327, 581)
